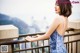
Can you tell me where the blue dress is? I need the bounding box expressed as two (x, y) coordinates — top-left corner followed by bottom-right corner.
(50, 30), (67, 53)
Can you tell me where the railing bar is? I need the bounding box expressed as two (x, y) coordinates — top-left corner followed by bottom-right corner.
(67, 43), (68, 52)
(25, 42), (26, 53)
(13, 40), (80, 52)
(48, 39), (50, 53)
(0, 39), (80, 45)
(42, 40), (44, 53)
(68, 36), (69, 53)
(18, 38), (20, 53)
(64, 39), (80, 44)
(64, 33), (80, 37)
(37, 41), (39, 53)
(49, 46), (50, 53)
(11, 44), (14, 53)
(48, 39), (49, 46)
(66, 44), (67, 49)
(42, 48), (44, 53)
(19, 32), (80, 38)
(71, 43), (73, 53)
(31, 36), (33, 53)
(31, 42), (33, 53)
(13, 46), (49, 52)
(19, 43), (20, 53)
(43, 40), (44, 46)
(36, 48), (38, 53)
(35, 49), (36, 53)
(76, 42), (78, 53)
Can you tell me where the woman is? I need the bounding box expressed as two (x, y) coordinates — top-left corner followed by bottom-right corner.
(25, 0), (72, 53)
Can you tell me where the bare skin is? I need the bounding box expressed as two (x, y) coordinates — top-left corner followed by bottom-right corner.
(25, 4), (68, 42)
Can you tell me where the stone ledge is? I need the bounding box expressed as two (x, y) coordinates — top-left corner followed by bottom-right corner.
(68, 20), (80, 29)
(0, 25), (19, 40)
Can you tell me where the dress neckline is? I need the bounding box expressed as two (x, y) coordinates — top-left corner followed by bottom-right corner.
(55, 30), (63, 36)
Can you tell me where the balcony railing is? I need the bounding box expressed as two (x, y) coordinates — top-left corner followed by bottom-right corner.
(0, 28), (80, 53)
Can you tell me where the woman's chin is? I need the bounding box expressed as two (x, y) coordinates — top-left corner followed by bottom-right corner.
(55, 12), (59, 14)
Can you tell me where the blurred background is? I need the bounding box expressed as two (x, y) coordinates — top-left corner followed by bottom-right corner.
(0, 0), (80, 35)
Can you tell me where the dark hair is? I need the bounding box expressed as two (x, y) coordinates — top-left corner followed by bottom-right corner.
(56, 0), (72, 17)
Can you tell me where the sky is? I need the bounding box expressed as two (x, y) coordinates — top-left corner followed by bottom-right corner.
(0, 0), (80, 23)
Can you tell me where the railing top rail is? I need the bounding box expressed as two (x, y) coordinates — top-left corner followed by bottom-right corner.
(19, 28), (80, 37)
(0, 28), (80, 45)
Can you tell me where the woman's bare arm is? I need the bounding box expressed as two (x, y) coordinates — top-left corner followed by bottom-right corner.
(25, 17), (60, 42)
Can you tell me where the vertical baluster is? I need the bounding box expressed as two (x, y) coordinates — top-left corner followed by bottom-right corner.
(25, 42), (26, 53)
(31, 36), (33, 53)
(42, 40), (44, 53)
(76, 42), (77, 53)
(68, 36), (69, 53)
(31, 42), (33, 53)
(66, 44), (67, 49)
(11, 44), (14, 53)
(42, 48), (44, 53)
(19, 43), (20, 53)
(71, 43), (73, 53)
(37, 41), (39, 53)
(48, 39), (50, 53)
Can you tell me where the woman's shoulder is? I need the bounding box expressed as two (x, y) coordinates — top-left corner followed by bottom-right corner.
(55, 15), (67, 22)
(54, 15), (62, 22)
(54, 15), (67, 25)
(52, 16), (61, 25)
